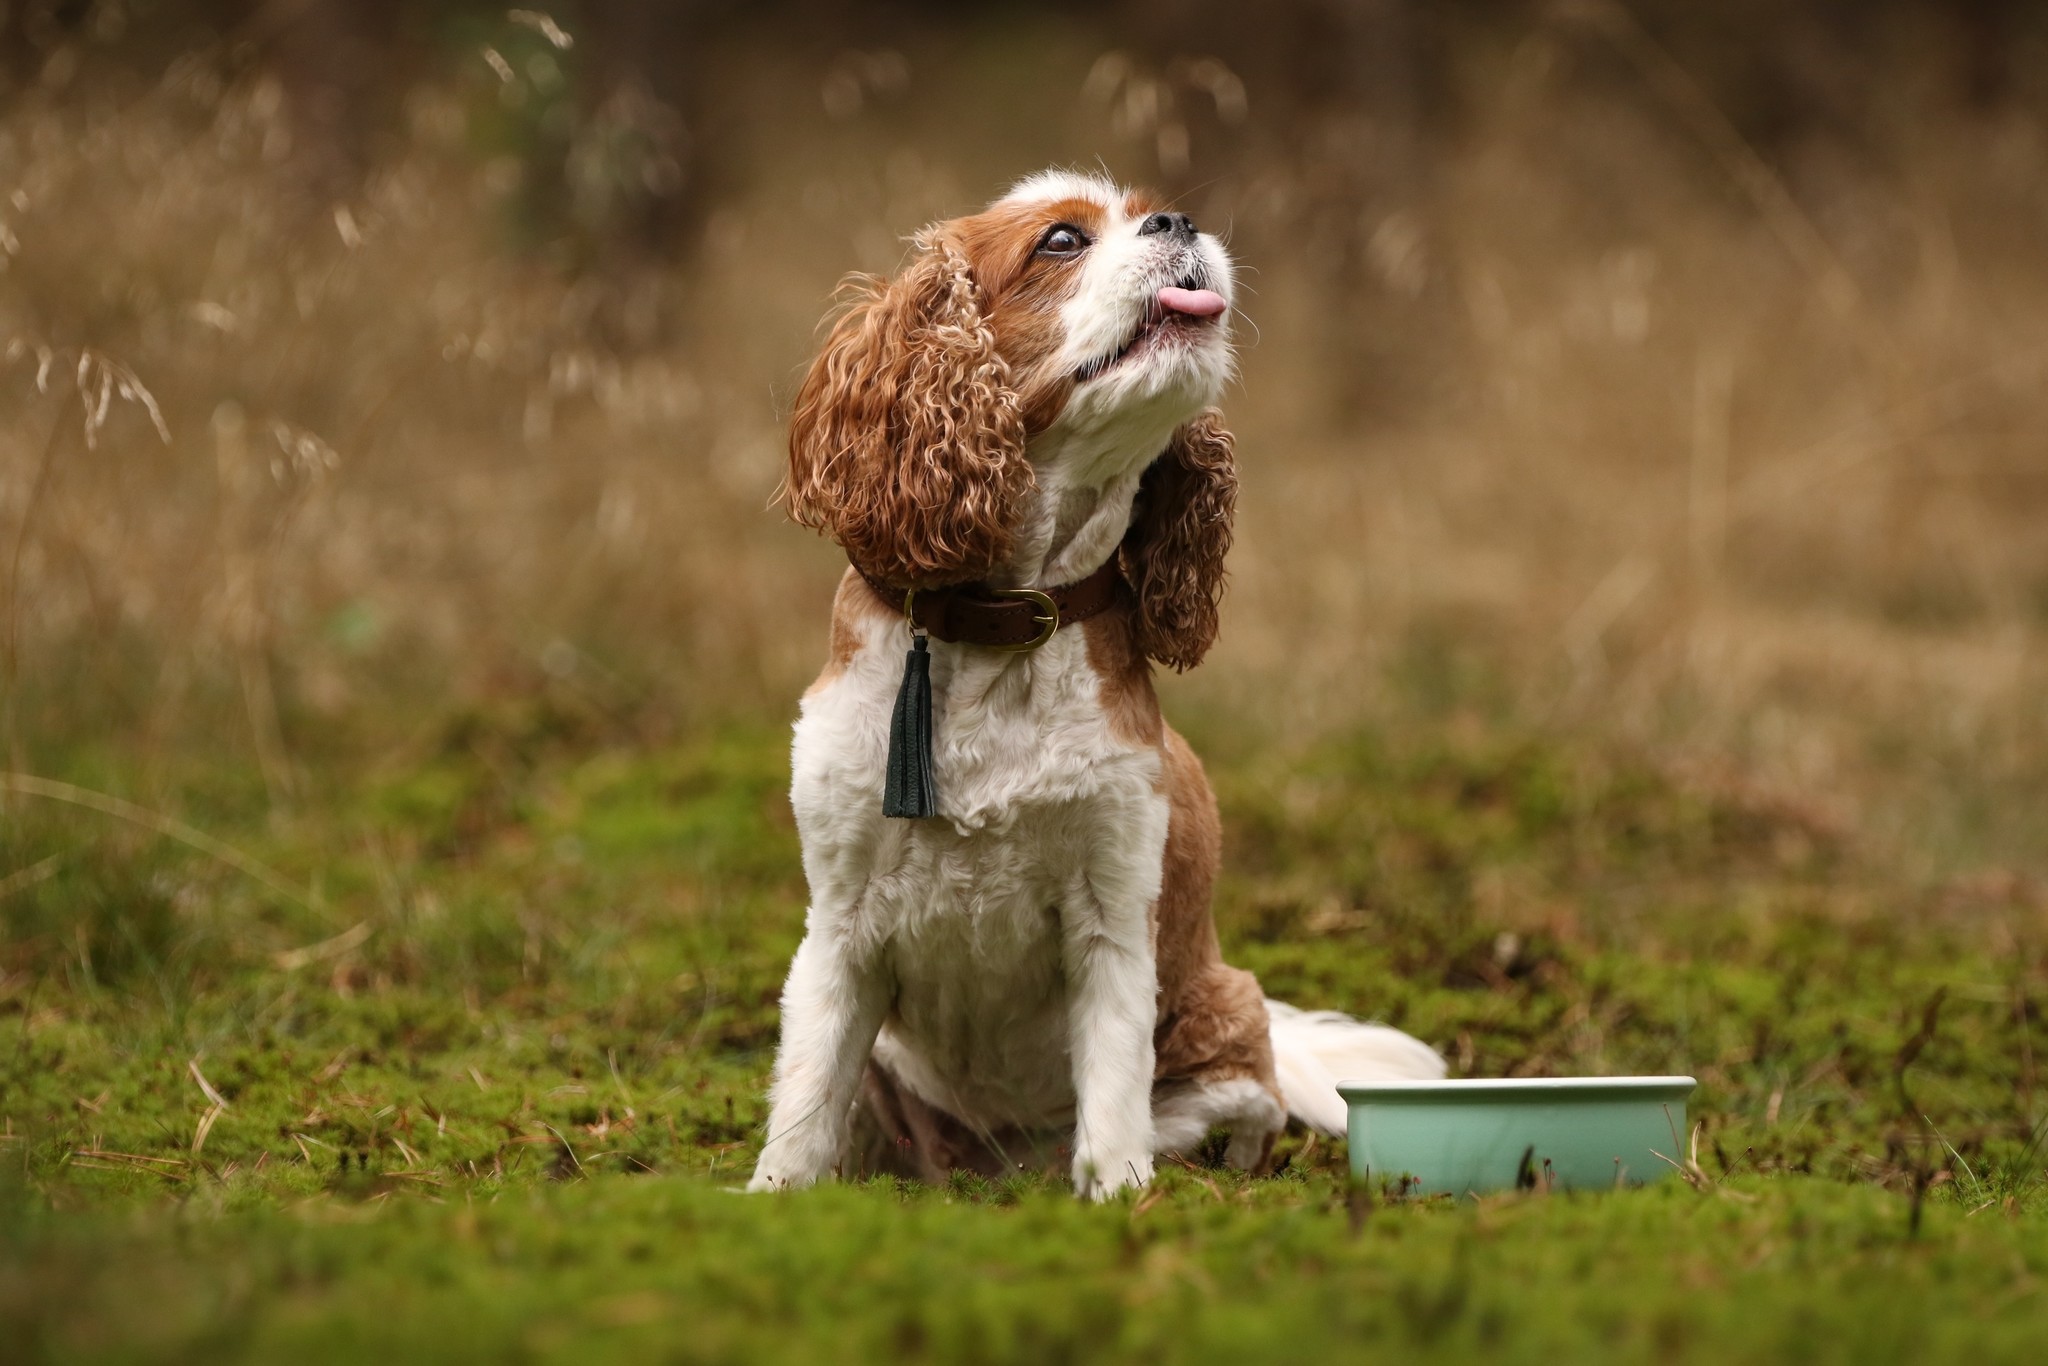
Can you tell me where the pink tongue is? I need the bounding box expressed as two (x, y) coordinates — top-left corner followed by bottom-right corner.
(1157, 286), (1228, 317)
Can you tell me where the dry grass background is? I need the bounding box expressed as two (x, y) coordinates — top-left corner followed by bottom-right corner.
(3, 1), (2045, 871)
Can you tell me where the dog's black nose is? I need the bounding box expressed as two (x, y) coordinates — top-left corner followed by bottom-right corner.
(1138, 211), (1196, 238)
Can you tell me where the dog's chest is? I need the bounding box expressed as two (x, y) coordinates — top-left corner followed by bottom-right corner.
(791, 615), (1168, 1124)
(862, 781), (1166, 1125)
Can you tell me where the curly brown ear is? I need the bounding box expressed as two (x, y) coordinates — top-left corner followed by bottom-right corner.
(781, 233), (1031, 587)
(1120, 410), (1237, 672)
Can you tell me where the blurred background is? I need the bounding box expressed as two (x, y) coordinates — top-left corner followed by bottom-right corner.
(3, 0), (2045, 872)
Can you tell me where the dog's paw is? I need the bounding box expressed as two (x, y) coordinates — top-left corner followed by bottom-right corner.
(744, 1167), (813, 1194)
(1072, 1151), (1154, 1202)
(1223, 1123), (1280, 1173)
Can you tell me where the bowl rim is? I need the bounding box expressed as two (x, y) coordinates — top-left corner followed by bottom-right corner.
(1338, 1075), (1696, 1101)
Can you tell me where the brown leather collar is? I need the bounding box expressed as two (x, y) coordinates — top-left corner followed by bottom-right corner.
(858, 558), (1123, 650)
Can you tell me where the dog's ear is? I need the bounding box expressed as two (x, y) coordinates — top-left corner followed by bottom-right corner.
(782, 232), (1032, 587)
(1120, 409), (1237, 672)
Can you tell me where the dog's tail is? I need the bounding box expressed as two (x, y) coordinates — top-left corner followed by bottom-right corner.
(1265, 999), (1446, 1136)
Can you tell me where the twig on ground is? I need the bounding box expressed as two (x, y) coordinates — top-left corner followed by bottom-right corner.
(187, 1058), (229, 1109)
(274, 921), (372, 970)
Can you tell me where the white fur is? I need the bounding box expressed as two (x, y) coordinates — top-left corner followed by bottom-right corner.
(999, 168), (1124, 206)
(1152, 1077), (1287, 1170)
(751, 176), (1435, 1201)
(1265, 1000), (1449, 1136)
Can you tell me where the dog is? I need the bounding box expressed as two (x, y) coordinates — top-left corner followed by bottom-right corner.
(748, 171), (1443, 1200)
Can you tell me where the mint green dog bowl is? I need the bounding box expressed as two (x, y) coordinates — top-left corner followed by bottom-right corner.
(1339, 1076), (1697, 1195)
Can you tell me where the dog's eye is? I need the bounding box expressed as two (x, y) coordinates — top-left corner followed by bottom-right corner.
(1036, 224), (1089, 257)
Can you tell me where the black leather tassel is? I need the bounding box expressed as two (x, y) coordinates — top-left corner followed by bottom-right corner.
(882, 635), (936, 819)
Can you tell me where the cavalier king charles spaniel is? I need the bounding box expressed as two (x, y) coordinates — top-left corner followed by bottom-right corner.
(749, 170), (1443, 1200)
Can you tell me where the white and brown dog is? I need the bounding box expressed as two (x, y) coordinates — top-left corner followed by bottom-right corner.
(749, 171), (1442, 1201)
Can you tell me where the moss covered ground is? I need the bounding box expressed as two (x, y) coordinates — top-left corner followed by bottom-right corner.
(4, 696), (2046, 1363)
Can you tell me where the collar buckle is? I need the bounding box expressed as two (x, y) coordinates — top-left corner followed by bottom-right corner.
(988, 586), (1059, 651)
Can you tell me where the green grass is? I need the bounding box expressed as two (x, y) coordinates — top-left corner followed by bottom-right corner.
(3, 696), (2046, 1363)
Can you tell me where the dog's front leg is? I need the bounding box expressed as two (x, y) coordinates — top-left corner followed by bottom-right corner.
(747, 928), (890, 1192)
(1061, 895), (1159, 1201)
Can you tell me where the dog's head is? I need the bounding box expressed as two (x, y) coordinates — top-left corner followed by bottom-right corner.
(784, 170), (1238, 671)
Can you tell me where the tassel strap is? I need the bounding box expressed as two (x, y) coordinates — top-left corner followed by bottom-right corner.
(882, 635), (937, 819)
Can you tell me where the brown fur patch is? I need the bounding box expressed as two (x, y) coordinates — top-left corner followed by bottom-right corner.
(948, 196), (1105, 435)
(804, 568), (890, 697)
(1080, 596), (1163, 749)
(1149, 728), (1278, 1095)
(948, 196), (1107, 302)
